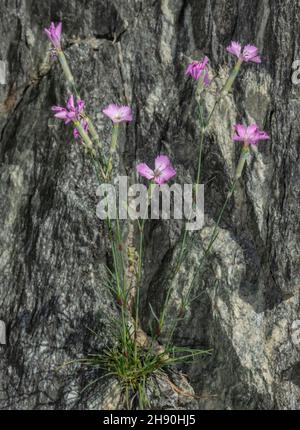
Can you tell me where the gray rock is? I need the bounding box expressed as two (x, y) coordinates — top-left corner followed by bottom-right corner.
(0, 0), (299, 410)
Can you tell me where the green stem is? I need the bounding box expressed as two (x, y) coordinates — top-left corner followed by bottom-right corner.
(57, 50), (103, 152)
(183, 144), (250, 305)
(159, 106), (206, 333)
(107, 216), (128, 353)
(221, 58), (243, 96)
(195, 126), (206, 187)
(88, 126), (126, 355)
(85, 117), (103, 150)
(134, 220), (145, 360)
(206, 180), (237, 253)
(57, 50), (75, 88)
(235, 144), (250, 179)
(107, 125), (120, 177)
(159, 60), (245, 334)
(74, 121), (107, 180)
(207, 58), (243, 125)
(74, 120), (93, 149)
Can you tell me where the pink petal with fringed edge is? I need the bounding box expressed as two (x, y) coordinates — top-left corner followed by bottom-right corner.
(233, 124), (247, 141)
(136, 163), (155, 180)
(226, 41), (242, 58)
(67, 95), (75, 111)
(154, 166), (177, 185)
(155, 155), (172, 173)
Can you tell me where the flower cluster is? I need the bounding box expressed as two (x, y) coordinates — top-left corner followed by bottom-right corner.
(185, 42), (261, 88)
(185, 42), (268, 152)
(49, 25), (269, 183)
(51, 96), (134, 148)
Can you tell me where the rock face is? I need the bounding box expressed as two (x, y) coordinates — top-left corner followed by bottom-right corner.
(0, 0), (299, 410)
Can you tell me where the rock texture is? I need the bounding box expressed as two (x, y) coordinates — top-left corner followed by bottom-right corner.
(0, 0), (299, 410)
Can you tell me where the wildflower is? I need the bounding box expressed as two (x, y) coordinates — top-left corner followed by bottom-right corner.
(51, 95), (85, 124)
(136, 155), (176, 185)
(233, 124), (270, 146)
(185, 56), (210, 85)
(226, 42), (261, 63)
(102, 104), (133, 124)
(74, 119), (89, 140)
(44, 22), (62, 50)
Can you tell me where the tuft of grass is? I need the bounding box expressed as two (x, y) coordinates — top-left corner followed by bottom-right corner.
(62, 262), (211, 409)
(69, 323), (211, 409)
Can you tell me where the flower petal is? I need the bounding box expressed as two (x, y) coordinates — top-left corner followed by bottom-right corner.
(77, 99), (85, 113)
(136, 163), (155, 180)
(203, 70), (211, 87)
(67, 95), (75, 111)
(249, 55), (261, 63)
(226, 41), (242, 58)
(155, 166), (177, 185)
(247, 123), (259, 136)
(103, 104), (133, 123)
(202, 56), (210, 67)
(44, 28), (51, 39)
(154, 155), (172, 173)
(232, 124), (247, 141)
(257, 131), (270, 140)
(102, 104), (119, 122)
(54, 110), (68, 120)
(185, 57), (210, 81)
(56, 22), (62, 39)
(242, 45), (261, 63)
(119, 106), (133, 122)
(51, 106), (65, 113)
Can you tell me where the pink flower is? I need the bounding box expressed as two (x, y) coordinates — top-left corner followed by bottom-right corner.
(136, 155), (176, 185)
(52, 95), (85, 124)
(102, 104), (133, 124)
(227, 42), (261, 63)
(74, 119), (89, 140)
(233, 124), (270, 146)
(185, 56), (210, 85)
(44, 22), (62, 50)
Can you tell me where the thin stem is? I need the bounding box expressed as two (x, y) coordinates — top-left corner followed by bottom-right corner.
(56, 50), (103, 152)
(74, 121), (106, 180)
(74, 120), (93, 149)
(107, 216), (128, 353)
(57, 50), (75, 87)
(195, 127), (206, 186)
(183, 143), (250, 306)
(107, 124), (120, 178)
(205, 180), (237, 254)
(221, 58), (243, 96)
(134, 220), (145, 360)
(159, 104), (206, 332)
(159, 59), (245, 335)
(206, 58), (243, 125)
(235, 144), (250, 179)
